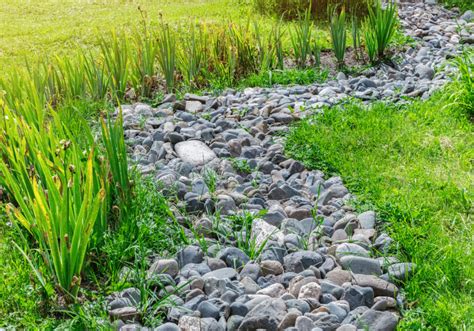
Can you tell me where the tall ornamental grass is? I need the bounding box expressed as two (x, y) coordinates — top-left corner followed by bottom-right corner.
(329, 7), (347, 69)
(290, 9), (313, 68)
(251, 0), (370, 20)
(157, 22), (177, 92)
(100, 32), (130, 99)
(364, 21), (378, 63)
(101, 109), (133, 222)
(448, 50), (474, 117)
(365, 1), (398, 59)
(351, 14), (361, 59)
(179, 23), (206, 88)
(0, 102), (106, 298)
(1, 16), (338, 105)
(0, 92), (130, 299)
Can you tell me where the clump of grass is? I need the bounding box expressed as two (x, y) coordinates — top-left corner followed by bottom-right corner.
(208, 28), (238, 89)
(157, 22), (177, 92)
(365, 1), (398, 60)
(231, 158), (253, 174)
(100, 32), (130, 99)
(240, 68), (328, 87)
(132, 30), (159, 98)
(329, 7), (347, 69)
(290, 9), (313, 68)
(216, 211), (270, 260)
(203, 168), (219, 194)
(271, 21), (286, 70)
(351, 13), (361, 60)
(0, 94), (132, 300)
(178, 22), (206, 89)
(447, 50), (473, 117)
(83, 52), (110, 101)
(363, 22), (378, 63)
(0, 103), (106, 299)
(101, 108), (133, 222)
(99, 175), (187, 285)
(251, 0), (370, 20)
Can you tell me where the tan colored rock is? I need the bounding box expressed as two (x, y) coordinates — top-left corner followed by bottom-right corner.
(260, 260), (284, 276)
(325, 268), (352, 286)
(257, 283), (286, 298)
(288, 275), (319, 297)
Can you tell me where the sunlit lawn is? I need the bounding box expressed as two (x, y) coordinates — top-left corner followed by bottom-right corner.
(0, 0), (257, 70)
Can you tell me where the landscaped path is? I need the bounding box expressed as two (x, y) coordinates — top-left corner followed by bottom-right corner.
(108, 3), (473, 330)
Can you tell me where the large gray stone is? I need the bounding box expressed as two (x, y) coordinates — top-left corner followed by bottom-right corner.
(202, 268), (238, 281)
(175, 140), (217, 166)
(340, 256), (382, 275)
(148, 259), (179, 278)
(461, 10), (473, 21)
(335, 243), (370, 258)
(238, 298), (286, 330)
(177, 246), (204, 268)
(284, 251), (324, 272)
(357, 211), (375, 229)
(341, 285), (374, 310)
(415, 64), (435, 80)
(356, 309), (399, 331)
(251, 219), (284, 248)
(352, 274), (398, 297)
(185, 100), (204, 113)
(217, 247), (250, 269)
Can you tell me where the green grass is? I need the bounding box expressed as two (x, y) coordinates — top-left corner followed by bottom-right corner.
(440, 0), (474, 11)
(239, 68), (329, 87)
(0, 0), (248, 70)
(285, 88), (473, 329)
(0, 0), (333, 73)
(0, 220), (57, 328)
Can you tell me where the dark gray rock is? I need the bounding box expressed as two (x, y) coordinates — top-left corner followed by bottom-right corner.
(320, 281), (344, 299)
(284, 251), (324, 272)
(177, 246), (204, 268)
(198, 301), (220, 320)
(148, 259), (179, 278)
(309, 313), (341, 331)
(285, 299), (311, 314)
(356, 309), (399, 331)
(339, 256), (382, 275)
(461, 10), (473, 21)
(217, 247), (250, 269)
(238, 298), (286, 330)
(239, 263), (260, 281)
(227, 315), (244, 331)
(342, 285), (374, 310)
(230, 302), (249, 316)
